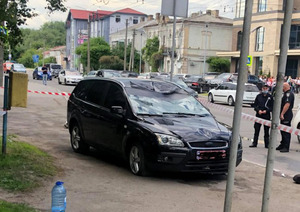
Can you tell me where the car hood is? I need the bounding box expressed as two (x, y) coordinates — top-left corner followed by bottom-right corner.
(138, 115), (231, 142)
(66, 75), (83, 79)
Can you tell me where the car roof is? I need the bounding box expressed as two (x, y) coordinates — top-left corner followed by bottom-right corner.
(221, 82), (256, 86)
(82, 77), (181, 89)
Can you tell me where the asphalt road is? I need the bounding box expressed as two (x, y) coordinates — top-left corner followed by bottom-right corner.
(28, 69), (300, 177)
(1, 71), (300, 211)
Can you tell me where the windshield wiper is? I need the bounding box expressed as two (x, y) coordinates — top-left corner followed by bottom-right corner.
(136, 113), (164, 117)
(163, 112), (208, 117)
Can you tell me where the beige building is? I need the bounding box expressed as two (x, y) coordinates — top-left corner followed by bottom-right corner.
(43, 46), (67, 68)
(218, 0), (300, 78)
(144, 11), (233, 74)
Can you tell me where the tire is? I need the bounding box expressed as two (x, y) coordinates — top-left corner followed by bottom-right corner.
(70, 124), (89, 153)
(129, 142), (148, 176)
(33, 76), (35, 80)
(208, 93), (214, 103)
(228, 96), (235, 106)
(58, 78), (61, 84)
(64, 79), (67, 85)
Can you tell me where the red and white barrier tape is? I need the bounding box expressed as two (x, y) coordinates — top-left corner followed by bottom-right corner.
(27, 90), (71, 96)
(199, 99), (300, 136)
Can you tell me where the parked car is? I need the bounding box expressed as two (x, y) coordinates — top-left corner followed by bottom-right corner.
(12, 63), (26, 73)
(292, 104), (300, 143)
(156, 77), (198, 98)
(229, 73), (265, 90)
(48, 64), (62, 78)
(67, 78), (242, 175)
(209, 73), (233, 87)
(208, 82), (259, 106)
(184, 75), (204, 93)
(137, 72), (151, 79)
(3, 61), (14, 73)
(121, 71), (139, 78)
(197, 72), (220, 93)
(58, 69), (83, 85)
(95, 69), (121, 78)
(33, 67), (52, 80)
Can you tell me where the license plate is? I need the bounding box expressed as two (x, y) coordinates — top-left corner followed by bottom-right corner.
(196, 150), (226, 160)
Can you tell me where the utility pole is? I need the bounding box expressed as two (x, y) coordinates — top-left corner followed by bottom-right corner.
(131, 29), (136, 71)
(223, 0), (253, 211)
(139, 31), (143, 74)
(261, 1), (294, 211)
(87, 14), (91, 73)
(202, 23), (208, 76)
(124, 19), (129, 71)
(170, 0), (176, 81)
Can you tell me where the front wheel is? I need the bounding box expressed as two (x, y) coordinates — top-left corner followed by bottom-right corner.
(129, 143), (148, 176)
(228, 96), (235, 106)
(208, 93), (214, 103)
(70, 124), (89, 153)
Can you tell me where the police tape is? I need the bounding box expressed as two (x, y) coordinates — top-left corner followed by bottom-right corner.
(27, 90), (71, 96)
(0, 87), (71, 96)
(198, 99), (300, 136)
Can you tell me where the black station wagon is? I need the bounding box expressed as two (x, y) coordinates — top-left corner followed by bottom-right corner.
(67, 78), (243, 176)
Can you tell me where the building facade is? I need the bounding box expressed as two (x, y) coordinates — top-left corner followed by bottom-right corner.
(143, 11), (233, 74)
(65, 8), (147, 69)
(43, 46), (66, 68)
(218, 0), (300, 78)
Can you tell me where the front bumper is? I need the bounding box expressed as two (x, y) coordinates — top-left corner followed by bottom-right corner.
(65, 79), (81, 84)
(146, 146), (243, 173)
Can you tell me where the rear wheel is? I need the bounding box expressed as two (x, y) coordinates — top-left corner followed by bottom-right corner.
(129, 142), (148, 176)
(208, 93), (214, 103)
(228, 96), (235, 106)
(70, 124), (89, 153)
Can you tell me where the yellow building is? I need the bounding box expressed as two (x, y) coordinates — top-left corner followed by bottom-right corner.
(217, 0), (300, 78)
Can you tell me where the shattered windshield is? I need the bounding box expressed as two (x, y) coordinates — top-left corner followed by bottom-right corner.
(126, 81), (210, 116)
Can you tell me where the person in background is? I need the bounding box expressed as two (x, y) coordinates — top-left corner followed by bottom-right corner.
(276, 83), (294, 153)
(42, 65), (48, 86)
(250, 84), (273, 148)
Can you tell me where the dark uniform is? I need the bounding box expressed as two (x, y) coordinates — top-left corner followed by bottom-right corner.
(251, 92), (273, 148)
(279, 90), (294, 150)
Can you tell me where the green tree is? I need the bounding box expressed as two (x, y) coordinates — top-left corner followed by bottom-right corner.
(99, 56), (124, 70)
(142, 37), (159, 67)
(38, 56), (56, 66)
(76, 37), (111, 71)
(17, 48), (42, 68)
(206, 57), (230, 73)
(150, 50), (164, 72)
(111, 43), (142, 72)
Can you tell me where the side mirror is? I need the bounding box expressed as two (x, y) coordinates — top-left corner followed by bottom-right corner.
(111, 106), (124, 115)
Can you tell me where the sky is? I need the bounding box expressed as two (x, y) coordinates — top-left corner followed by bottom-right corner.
(25, 0), (235, 29)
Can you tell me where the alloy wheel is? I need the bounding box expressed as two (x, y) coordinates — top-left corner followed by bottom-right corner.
(71, 126), (80, 150)
(129, 146), (141, 174)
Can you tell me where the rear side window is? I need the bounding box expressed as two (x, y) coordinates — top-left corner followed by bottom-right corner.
(86, 81), (109, 106)
(245, 85), (259, 92)
(73, 81), (94, 100)
(228, 84), (237, 90)
(104, 83), (127, 109)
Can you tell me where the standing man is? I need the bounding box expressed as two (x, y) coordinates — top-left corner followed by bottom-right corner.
(42, 65), (48, 86)
(250, 84), (274, 148)
(276, 82), (294, 153)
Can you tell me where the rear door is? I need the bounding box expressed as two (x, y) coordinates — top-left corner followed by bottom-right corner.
(244, 85), (259, 102)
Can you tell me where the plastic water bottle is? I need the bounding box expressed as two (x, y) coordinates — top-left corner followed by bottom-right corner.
(51, 181), (66, 212)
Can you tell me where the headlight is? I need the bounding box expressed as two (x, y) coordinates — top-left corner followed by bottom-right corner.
(155, 133), (184, 147)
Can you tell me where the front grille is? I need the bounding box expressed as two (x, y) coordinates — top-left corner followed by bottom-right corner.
(188, 140), (228, 148)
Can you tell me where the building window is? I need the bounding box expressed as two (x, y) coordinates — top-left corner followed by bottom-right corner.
(289, 25), (300, 49)
(255, 57), (263, 76)
(255, 27), (265, 51)
(235, 0), (245, 18)
(258, 0), (267, 12)
(116, 15), (121, 23)
(133, 17), (138, 24)
(237, 31), (242, 51)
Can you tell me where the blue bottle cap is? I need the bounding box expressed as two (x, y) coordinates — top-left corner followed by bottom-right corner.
(56, 181), (64, 186)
